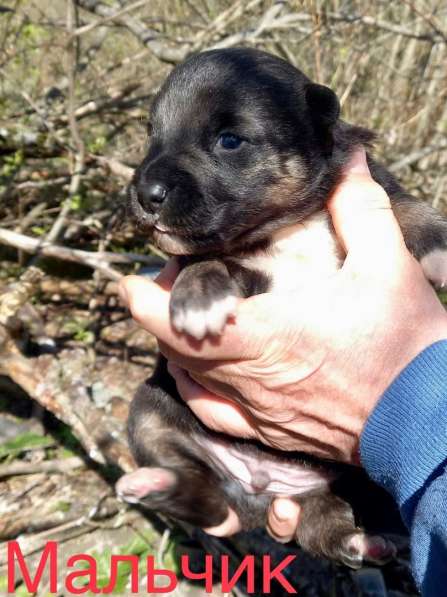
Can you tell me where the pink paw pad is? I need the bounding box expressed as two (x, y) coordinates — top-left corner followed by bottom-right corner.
(116, 467), (176, 504)
(347, 533), (396, 563)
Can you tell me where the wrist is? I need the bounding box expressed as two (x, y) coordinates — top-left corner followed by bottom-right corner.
(360, 339), (447, 525)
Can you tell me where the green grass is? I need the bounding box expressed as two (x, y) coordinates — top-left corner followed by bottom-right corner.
(0, 432), (54, 461)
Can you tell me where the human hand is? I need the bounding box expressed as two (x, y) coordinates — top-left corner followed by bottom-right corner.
(118, 148), (447, 538)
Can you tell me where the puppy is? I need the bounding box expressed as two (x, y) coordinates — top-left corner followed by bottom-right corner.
(116, 48), (447, 568)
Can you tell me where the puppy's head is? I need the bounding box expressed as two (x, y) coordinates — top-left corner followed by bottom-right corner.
(129, 48), (357, 256)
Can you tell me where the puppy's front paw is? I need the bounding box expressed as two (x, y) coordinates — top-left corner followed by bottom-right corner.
(169, 261), (241, 340)
(170, 291), (238, 340)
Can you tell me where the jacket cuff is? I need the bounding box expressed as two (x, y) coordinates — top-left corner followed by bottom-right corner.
(360, 340), (447, 525)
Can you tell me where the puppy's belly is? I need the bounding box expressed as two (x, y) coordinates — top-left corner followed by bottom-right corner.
(195, 435), (334, 495)
(194, 211), (340, 496)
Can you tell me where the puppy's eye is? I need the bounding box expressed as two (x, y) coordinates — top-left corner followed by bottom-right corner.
(217, 132), (243, 150)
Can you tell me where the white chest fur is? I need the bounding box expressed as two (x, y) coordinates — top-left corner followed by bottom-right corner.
(236, 211), (344, 293)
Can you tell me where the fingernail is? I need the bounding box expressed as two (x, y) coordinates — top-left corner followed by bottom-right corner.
(118, 282), (129, 306)
(346, 147), (370, 175)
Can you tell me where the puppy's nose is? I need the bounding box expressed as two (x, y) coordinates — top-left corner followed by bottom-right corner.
(138, 182), (169, 212)
(147, 182), (168, 203)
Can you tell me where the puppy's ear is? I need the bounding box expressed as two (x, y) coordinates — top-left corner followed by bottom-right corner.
(305, 83), (340, 154)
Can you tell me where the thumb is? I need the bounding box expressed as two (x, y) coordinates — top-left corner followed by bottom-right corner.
(119, 274), (173, 342)
(328, 147), (407, 266)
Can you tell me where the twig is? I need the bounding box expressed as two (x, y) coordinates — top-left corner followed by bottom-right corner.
(92, 154), (134, 181)
(15, 201), (48, 233)
(0, 228), (161, 281)
(76, 0), (188, 63)
(432, 174), (446, 210)
(183, 0), (208, 25)
(0, 456), (85, 478)
(0, 352), (107, 464)
(0, 264), (133, 471)
(268, 10), (446, 41)
(0, 346), (135, 474)
(0, 509), (142, 567)
(310, 2), (322, 83)
(400, 0), (447, 44)
(190, 0), (263, 52)
(206, 2), (300, 51)
(0, 275), (109, 467)
(156, 528), (171, 568)
(389, 142), (447, 172)
(73, 0), (150, 37)
(0, 266), (44, 326)
(42, 0), (86, 247)
(15, 176), (71, 189)
(328, 11), (445, 43)
(0, 69), (62, 142)
(55, 82), (143, 124)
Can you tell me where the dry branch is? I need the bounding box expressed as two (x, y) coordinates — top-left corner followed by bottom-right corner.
(0, 349), (133, 471)
(76, 0), (188, 63)
(73, 0), (150, 37)
(0, 228), (165, 280)
(190, 0), (263, 51)
(327, 11), (446, 43)
(92, 154), (134, 181)
(55, 82), (144, 124)
(0, 266), (44, 327)
(0, 268), (134, 482)
(44, 0), (86, 246)
(0, 456), (85, 479)
(0, 509), (141, 565)
(0, 487), (122, 543)
(389, 142), (447, 172)
(209, 1), (286, 50)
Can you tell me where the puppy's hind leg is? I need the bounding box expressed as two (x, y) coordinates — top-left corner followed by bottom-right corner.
(392, 197), (447, 288)
(116, 458), (229, 528)
(117, 360), (230, 528)
(296, 494), (396, 569)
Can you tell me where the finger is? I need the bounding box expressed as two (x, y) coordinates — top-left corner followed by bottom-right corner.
(328, 147), (407, 266)
(154, 258), (179, 290)
(168, 363), (256, 438)
(119, 275), (266, 360)
(204, 507), (242, 537)
(266, 498), (301, 543)
(161, 342), (245, 395)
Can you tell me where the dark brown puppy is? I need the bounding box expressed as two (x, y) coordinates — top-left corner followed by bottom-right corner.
(117, 48), (447, 568)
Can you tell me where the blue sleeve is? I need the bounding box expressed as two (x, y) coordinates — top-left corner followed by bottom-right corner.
(360, 340), (447, 596)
